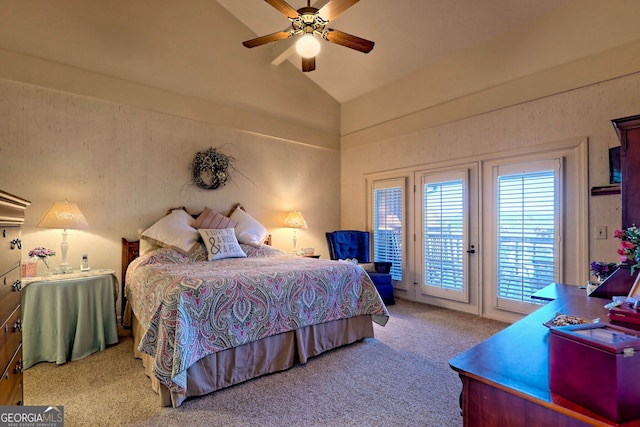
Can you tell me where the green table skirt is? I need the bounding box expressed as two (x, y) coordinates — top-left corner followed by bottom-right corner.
(21, 273), (119, 369)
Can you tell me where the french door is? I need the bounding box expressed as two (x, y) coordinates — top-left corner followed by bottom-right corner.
(367, 138), (586, 320)
(484, 157), (562, 315)
(416, 164), (478, 306)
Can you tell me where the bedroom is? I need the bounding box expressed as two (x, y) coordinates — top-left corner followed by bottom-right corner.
(1, 0), (640, 422)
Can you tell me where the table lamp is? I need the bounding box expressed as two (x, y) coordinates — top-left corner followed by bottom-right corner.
(283, 210), (307, 255)
(37, 201), (89, 273)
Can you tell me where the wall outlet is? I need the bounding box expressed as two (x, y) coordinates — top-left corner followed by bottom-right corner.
(595, 226), (607, 240)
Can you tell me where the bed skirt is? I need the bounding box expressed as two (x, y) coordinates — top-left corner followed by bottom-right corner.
(132, 314), (375, 407)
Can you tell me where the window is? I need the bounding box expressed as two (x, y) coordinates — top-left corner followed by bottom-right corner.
(423, 179), (464, 292)
(494, 160), (559, 307)
(372, 179), (404, 281)
(418, 168), (472, 303)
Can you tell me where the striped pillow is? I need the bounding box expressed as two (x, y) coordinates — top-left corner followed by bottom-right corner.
(193, 207), (237, 229)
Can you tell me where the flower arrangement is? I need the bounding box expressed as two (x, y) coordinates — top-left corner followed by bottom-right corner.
(590, 261), (618, 281)
(28, 247), (56, 269)
(192, 146), (236, 190)
(614, 225), (640, 273)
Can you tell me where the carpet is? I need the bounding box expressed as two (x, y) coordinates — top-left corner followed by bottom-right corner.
(23, 299), (507, 427)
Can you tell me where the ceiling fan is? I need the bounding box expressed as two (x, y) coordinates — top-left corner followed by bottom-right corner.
(242, 0), (374, 72)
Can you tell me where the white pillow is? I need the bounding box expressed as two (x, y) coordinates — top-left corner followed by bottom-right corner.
(141, 209), (199, 254)
(199, 228), (247, 260)
(229, 208), (268, 247)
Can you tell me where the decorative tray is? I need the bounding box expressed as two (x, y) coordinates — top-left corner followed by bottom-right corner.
(544, 312), (600, 328)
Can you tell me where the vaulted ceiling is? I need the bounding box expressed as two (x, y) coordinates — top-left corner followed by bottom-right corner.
(2, 0), (639, 144)
(0, 0), (569, 104)
(217, 0), (570, 103)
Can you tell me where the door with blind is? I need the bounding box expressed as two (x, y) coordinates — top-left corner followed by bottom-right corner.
(416, 165), (478, 304)
(488, 158), (561, 314)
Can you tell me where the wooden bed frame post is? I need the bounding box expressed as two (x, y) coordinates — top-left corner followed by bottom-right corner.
(121, 238), (139, 325)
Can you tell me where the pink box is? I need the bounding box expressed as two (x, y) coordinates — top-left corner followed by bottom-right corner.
(21, 261), (37, 277)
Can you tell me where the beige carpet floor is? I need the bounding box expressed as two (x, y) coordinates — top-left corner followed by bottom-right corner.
(23, 299), (507, 427)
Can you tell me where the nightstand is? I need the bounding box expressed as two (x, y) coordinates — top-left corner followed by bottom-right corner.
(21, 269), (119, 369)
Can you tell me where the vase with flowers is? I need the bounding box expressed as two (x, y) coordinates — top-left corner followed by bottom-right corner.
(28, 247), (56, 269)
(590, 261), (618, 283)
(614, 225), (640, 273)
(587, 226), (640, 298)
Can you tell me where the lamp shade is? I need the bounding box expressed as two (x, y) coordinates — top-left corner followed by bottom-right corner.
(295, 34), (320, 58)
(284, 211), (307, 228)
(37, 202), (89, 230)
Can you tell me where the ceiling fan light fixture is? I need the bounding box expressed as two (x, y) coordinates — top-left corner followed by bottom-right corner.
(296, 34), (320, 58)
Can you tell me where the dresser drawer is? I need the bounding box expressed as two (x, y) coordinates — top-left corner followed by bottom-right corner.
(0, 227), (21, 277)
(0, 266), (21, 326)
(0, 306), (21, 375)
(8, 378), (23, 406)
(0, 345), (23, 405)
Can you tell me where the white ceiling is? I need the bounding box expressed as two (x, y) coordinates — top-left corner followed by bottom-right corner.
(217, 0), (571, 102)
(0, 0), (571, 105)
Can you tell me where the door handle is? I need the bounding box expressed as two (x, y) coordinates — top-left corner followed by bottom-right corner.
(466, 245), (476, 254)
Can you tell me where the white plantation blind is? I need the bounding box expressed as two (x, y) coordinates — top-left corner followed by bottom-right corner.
(423, 179), (464, 291)
(372, 180), (404, 281)
(496, 163), (558, 304)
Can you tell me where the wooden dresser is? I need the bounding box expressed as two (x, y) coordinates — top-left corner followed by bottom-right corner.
(0, 190), (30, 406)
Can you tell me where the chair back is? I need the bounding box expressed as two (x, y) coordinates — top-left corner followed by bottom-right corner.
(325, 230), (371, 263)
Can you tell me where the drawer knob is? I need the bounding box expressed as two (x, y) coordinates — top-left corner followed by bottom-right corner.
(14, 359), (23, 374)
(10, 238), (21, 250)
(12, 280), (22, 292)
(13, 319), (22, 332)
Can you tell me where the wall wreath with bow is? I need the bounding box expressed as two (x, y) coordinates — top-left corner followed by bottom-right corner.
(192, 146), (236, 190)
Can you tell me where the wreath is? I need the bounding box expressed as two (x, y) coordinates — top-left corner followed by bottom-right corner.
(192, 147), (236, 190)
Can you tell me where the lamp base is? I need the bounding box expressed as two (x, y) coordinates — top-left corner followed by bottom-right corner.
(57, 263), (73, 274)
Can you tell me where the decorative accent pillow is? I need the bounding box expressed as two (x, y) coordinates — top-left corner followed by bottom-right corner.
(193, 207), (237, 229)
(199, 228), (247, 260)
(229, 207), (268, 246)
(141, 209), (199, 254)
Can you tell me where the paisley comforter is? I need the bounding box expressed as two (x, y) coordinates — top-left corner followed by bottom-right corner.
(125, 242), (389, 404)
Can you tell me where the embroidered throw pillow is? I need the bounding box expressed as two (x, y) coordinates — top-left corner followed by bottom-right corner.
(199, 228), (247, 261)
(193, 207), (237, 229)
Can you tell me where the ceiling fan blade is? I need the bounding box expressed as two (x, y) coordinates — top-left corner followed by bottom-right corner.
(323, 28), (374, 53)
(264, 0), (299, 19)
(302, 56), (316, 72)
(318, 0), (359, 21)
(243, 31), (293, 48)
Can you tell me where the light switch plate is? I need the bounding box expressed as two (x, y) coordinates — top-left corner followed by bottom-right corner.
(595, 226), (607, 240)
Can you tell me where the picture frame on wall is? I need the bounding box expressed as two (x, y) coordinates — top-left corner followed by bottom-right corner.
(610, 146), (621, 184)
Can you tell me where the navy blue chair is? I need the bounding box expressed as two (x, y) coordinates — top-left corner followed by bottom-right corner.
(325, 230), (395, 305)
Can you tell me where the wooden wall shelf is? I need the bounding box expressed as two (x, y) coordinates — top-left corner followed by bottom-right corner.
(591, 185), (621, 196)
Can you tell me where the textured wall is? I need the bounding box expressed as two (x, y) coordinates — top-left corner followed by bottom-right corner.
(0, 78), (340, 314)
(341, 72), (640, 300)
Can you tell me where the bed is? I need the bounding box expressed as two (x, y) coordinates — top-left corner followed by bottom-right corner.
(122, 206), (389, 407)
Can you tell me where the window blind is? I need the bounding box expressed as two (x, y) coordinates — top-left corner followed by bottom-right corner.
(496, 170), (556, 303)
(423, 180), (464, 291)
(373, 185), (403, 280)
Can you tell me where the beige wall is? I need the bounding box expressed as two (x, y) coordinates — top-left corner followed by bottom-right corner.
(0, 75), (341, 316)
(338, 0), (640, 307)
(341, 0), (640, 144)
(340, 71), (640, 292)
